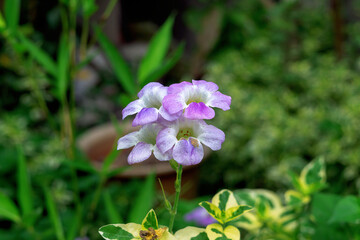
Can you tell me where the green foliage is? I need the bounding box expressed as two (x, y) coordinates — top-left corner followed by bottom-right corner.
(4, 0), (20, 34)
(141, 209), (159, 230)
(128, 173), (156, 223)
(198, 0), (360, 192)
(233, 159), (360, 240)
(138, 15), (175, 84)
(44, 186), (66, 240)
(95, 26), (136, 96)
(16, 146), (34, 226)
(0, 192), (21, 223)
(329, 196), (360, 224)
(99, 225), (134, 240)
(200, 190), (252, 225)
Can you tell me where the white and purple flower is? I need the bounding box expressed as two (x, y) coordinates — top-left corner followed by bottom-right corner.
(122, 82), (180, 127)
(156, 117), (225, 166)
(162, 80), (231, 120)
(117, 123), (172, 164)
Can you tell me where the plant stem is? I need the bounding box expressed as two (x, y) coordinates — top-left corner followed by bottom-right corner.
(169, 164), (183, 233)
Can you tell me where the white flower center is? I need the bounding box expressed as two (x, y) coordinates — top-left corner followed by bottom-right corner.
(183, 86), (210, 105)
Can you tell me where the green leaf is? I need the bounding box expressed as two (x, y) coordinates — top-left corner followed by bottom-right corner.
(312, 193), (341, 224)
(64, 159), (96, 173)
(101, 145), (121, 176)
(18, 33), (58, 76)
(225, 205), (252, 222)
(199, 201), (222, 223)
(103, 189), (123, 223)
(95, 26), (136, 96)
(82, 0), (98, 17)
(99, 225), (134, 240)
(16, 146), (33, 225)
(0, 192), (21, 223)
(218, 190), (230, 211)
(4, 0), (20, 34)
(140, 42), (184, 87)
(57, 34), (70, 102)
(44, 187), (65, 240)
(141, 209), (159, 230)
(288, 171), (302, 193)
(138, 15), (174, 84)
(191, 232), (209, 240)
(301, 157), (326, 186)
(128, 173), (156, 223)
(66, 207), (82, 240)
(329, 196), (360, 224)
(110, 114), (123, 136)
(0, 11), (6, 32)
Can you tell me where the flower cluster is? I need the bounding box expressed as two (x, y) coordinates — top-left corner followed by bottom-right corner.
(117, 80), (231, 165)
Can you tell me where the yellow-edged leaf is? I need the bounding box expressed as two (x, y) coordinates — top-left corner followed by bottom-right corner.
(206, 224), (240, 240)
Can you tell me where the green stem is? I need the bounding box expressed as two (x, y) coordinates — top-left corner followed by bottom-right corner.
(169, 164), (183, 233)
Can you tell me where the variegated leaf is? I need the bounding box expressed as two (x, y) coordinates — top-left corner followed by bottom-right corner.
(199, 201), (223, 223)
(174, 226), (209, 240)
(225, 205), (253, 222)
(141, 209), (159, 230)
(206, 224), (240, 240)
(99, 224), (135, 240)
(212, 190), (238, 211)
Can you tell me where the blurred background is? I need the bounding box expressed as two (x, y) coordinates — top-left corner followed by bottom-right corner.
(1, 0), (360, 239)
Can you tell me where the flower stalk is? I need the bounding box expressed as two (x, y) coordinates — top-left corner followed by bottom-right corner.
(169, 164), (183, 233)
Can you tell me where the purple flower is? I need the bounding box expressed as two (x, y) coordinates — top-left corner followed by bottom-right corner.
(185, 206), (217, 227)
(156, 117), (225, 165)
(117, 123), (172, 164)
(162, 80), (231, 120)
(122, 82), (180, 127)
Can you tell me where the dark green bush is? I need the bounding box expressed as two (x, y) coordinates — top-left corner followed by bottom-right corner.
(200, 0), (360, 192)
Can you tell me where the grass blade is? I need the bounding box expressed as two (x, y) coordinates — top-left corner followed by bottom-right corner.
(0, 192), (21, 223)
(18, 33), (58, 76)
(57, 34), (70, 102)
(44, 187), (65, 240)
(141, 42), (184, 87)
(0, 11), (6, 32)
(128, 173), (155, 223)
(66, 206), (82, 240)
(101, 145), (121, 175)
(4, 0), (20, 34)
(16, 145), (33, 225)
(138, 15), (174, 84)
(95, 26), (136, 96)
(103, 188), (123, 223)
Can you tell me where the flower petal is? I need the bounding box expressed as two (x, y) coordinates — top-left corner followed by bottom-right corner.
(159, 106), (182, 121)
(128, 142), (153, 164)
(153, 146), (173, 161)
(192, 80), (218, 93)
(122, 99), (144, 119)
(132, 108), (159, 126)
(156, 128), (178, 153)
(162, 94), (186, 114)
(117, 131), (139, 150)
(184, 102), (215, 119)
(208, 91), (231, 111)
(173, 138), (204, 166)
(168, 81), (192, 94)
(197, 124), (225, 151)
(137, 82), (164, 98)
